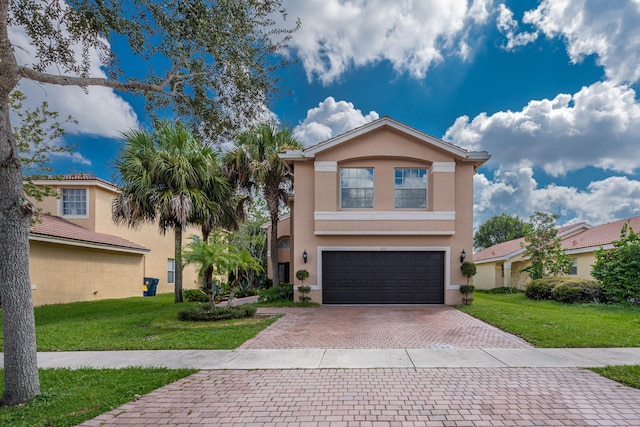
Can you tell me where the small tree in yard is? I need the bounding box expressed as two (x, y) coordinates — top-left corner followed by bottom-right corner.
(1, 0), (297, 406)
(592, 223), (640, 303)
(521, 212), (573, 280)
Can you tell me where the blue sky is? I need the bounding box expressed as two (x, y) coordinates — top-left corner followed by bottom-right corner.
(11, 0), (640, 228)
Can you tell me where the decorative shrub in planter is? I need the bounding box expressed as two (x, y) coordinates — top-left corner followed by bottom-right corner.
(459, 284), (475, 305)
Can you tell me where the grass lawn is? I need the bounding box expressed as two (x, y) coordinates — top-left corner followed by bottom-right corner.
(459, 291), (640, 390)
(458, 291), (640, 348)
(0, 367), (197, 427)
(0, 293), (280, 351)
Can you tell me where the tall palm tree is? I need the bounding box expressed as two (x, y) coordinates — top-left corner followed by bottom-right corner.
(224, 122), (303, 285)
(113, 123), (229, 303)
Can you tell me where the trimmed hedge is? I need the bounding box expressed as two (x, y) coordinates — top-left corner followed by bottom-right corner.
(550, 279), (603, 304)
(525, 277), (604, 304)
(525, 277), (564, 300)
(487, 286), (523, 294)
(177, 305), (257, 321)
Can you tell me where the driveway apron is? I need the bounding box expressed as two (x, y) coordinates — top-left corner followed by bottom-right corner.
(80, 306), (640, 426)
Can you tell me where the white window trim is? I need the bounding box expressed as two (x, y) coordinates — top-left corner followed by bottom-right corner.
(58, 188), (89, 219)
(432, 162), (456, 173)
(167, 258), (175, 284)
(314, 161), (337, 172)
(394, 167), (428, 209)
(339, 167), (375, 209)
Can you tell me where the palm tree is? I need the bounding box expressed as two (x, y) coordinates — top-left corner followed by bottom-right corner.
(113, 123), (229, 303)
(224, 122), (303, 285)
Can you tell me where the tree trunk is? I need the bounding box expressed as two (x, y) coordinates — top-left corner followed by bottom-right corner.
(174, 225), (184, 303)
(0, 92), (40, 406)
(269, 215), (279, 286)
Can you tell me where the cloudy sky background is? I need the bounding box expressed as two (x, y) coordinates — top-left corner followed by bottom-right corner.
(10, 0), (640, 229)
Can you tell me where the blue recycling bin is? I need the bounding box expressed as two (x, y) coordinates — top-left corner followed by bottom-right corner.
(143, 277), (159, 296)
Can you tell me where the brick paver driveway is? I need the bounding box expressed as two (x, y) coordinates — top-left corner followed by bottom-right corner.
(81, 306), (640, 426)
(241, 305), (531, 349)
(85, 368), (640, 426)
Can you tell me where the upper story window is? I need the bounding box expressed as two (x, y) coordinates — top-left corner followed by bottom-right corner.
(394, 168), (428, 208)
(61, 188), (88, 216)
(340, 167), (374, 208)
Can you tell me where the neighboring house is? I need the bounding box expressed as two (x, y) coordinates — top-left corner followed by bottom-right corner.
(28, 174), (199, 306)
(271, 116), (491, 305)
(474, 216), (640, 290)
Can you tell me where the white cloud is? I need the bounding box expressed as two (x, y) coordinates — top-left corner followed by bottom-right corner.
(523, 0), (640, 84)
(282, 0), (494, 85)
(9, 19), (139, 139)
(496, 4), (538, 50)
(444, 81), (640, 176)
(50, 150), (92, 166)
(293, 97), (379, 145)
(474, 167), (640, 227)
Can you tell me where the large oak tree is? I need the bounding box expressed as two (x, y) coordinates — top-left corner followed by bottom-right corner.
(0, 0), (296, 406)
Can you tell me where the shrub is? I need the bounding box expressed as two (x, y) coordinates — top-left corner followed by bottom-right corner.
(258, 283), (293, 303)
(524, 277), (565, 300)
(297, 285), (311, 304)
(551, 279), (603, 304)
(591, 223), (640, 303)
(235, 280), (257, 298)
(260, 277), (274, 289)
(183, 289), (209, 303)
(177, 305), (257, 321)
(460, 262), (477, 285)
(459, 284), (475, 306)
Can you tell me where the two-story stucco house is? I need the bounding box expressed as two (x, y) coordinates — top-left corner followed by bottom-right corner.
(28, 174), (199, 306)
(272, 117), (490, 305)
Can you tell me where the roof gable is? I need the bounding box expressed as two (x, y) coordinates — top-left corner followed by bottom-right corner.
(282, 116), (490, 167)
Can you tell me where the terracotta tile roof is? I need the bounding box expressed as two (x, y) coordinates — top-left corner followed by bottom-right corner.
(33, 174), (119, 189)
(473, 237), (526, 262)
(30, 215), (149, 252)
(563, 216), (640, 251)
(473, 222), (590, 262)
(474, 217), (640, 262)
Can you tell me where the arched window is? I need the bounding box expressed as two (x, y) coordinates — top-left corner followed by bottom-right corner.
(277, 237), (290, 249)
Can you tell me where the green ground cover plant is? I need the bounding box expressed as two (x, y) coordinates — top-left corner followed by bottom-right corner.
(589, 365), (640, 389)
(0, 293), (278, 351)
(0, 367), (197, 426)
(458, 291), (640, 348)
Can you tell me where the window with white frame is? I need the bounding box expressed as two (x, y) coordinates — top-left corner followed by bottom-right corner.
(340, 167), (374, 208)
(569, 258), (578, 275)
(61, 188), (88, 216)
(167, 258), (175, 284)
(394, 168), (428, 208)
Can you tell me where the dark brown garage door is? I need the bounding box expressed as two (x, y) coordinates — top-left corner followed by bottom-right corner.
(322, 251), (444, 304)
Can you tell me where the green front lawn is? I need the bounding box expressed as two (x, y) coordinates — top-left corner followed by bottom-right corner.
(0, 368), (197, 427)
(0, 293), (279, 351)
(458, 291), (640, 348)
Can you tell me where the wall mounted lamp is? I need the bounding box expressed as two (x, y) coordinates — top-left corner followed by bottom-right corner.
(460, 249), (466, 264)
(303, 250), (308, 264)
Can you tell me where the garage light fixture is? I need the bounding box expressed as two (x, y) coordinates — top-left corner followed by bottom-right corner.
(303, 250), (308, 263)
(460, 249), (466, 264)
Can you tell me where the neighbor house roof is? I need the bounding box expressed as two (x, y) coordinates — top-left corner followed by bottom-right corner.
(281, 116), (491, 167)
(30, 174), (120, 193)
(30, 215), (149, 254)
(473, 222), (591, 263)
(563, 216), (640, 252)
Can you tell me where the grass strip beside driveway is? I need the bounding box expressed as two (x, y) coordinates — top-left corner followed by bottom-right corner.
(0, 367), (197, 427)
(0, 293), (279, 351)
(458, 292), (640, 348)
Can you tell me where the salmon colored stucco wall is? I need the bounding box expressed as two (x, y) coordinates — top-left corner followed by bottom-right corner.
(276, 126), (482, 305)
(29, 180), (200, 304)
(30, 240), (145, 306)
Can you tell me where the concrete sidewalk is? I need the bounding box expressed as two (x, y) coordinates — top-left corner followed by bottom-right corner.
(7, 347), (639, 370)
